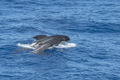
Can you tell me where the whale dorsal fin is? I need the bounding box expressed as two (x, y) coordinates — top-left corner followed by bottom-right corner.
(33, 35), (47, 40)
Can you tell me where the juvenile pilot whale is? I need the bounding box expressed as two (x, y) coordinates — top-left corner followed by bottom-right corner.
(31, 35), (70, 53)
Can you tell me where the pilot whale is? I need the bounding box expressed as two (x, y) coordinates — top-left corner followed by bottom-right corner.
(31, 35), (70, 53)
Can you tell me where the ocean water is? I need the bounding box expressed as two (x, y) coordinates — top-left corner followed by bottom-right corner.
(0, 0), (120, 80)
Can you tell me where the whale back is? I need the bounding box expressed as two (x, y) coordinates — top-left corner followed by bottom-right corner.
(33, 35), (47, 40)
(32, 35), (70, 53)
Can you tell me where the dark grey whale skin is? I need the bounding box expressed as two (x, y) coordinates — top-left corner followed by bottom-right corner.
(32, 35), (70, 53)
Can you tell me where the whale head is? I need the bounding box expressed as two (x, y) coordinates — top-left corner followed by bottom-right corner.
(61, 35), (70, 41)
(52, 35), (70, 42)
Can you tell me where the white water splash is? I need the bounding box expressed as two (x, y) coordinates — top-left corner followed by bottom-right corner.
(17, 43), (35, 49)
(17, 41), (76, 50)
(53, 41), (76, 48)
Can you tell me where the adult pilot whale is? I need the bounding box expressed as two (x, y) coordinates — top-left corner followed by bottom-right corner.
(31, 35), (70, 53)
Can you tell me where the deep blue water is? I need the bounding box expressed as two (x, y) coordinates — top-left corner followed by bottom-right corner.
(1, 0), (120, 80)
